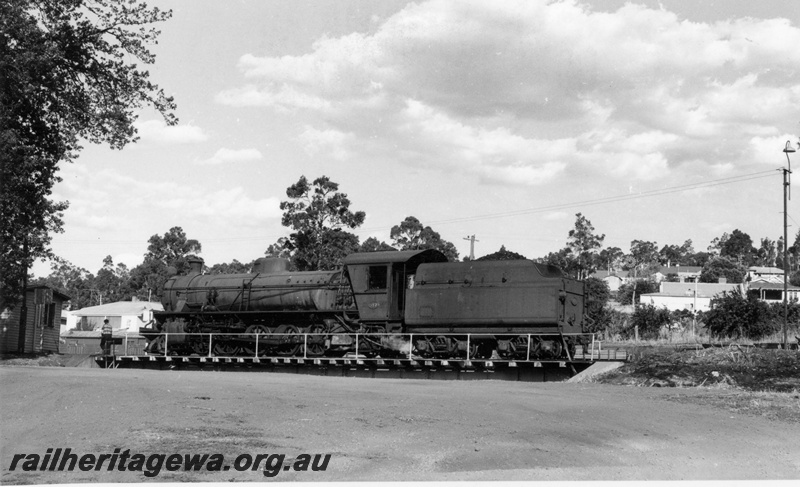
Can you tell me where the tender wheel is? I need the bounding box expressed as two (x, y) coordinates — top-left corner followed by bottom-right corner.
(471, 341), (495, 360)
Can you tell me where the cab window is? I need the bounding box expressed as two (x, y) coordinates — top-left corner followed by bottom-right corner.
(368, 266), (388, 290)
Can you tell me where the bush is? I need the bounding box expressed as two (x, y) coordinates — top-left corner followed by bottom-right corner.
(586, 305), (628, 339)
(617, 279), (659, 305)
(627, 304), (671, 340)
(584, 277), (610, 320)
(700, 256), (747, 283)
(704, 288), (776, 340)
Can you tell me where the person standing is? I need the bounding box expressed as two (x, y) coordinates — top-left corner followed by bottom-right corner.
(100, 319), (113, 355)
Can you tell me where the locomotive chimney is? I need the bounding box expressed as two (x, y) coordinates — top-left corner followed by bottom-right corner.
(187, 257), (204, 275)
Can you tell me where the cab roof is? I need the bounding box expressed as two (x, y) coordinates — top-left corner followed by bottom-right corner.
(343, 249), (448, 266)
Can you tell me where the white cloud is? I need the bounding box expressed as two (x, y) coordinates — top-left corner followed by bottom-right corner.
(215, 0), (800, 183)
(215, 84), (332, 112)
(197, 148), (263, 166)
(748, 134), (799, 165)
(54, 165), (281, 233)
(135, 120), (207, 144)
(604, 153), (670, 181)
(297, 126), (354, 161)
(398, 99), (572, 185)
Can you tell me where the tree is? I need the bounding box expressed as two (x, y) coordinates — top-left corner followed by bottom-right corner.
(707, 232), (730, 256)
(616, 279), (659, 306)
(704, 287), (775, 340)
(359, 237), (396, 253)
(206, 260), (252, 275)
(94, 255), (132, 303)
(683, 250), (711, 267)
(280, 176), (365, 270)
(0, 0), (176, 310)
(30, 258), (95, 309)
(476, 245), (526, 261)
(566, 213), (605, 279)
(627, 240), (659, 277)
(659, 239), (694, 266)
(584, 277), (611, 324)
(787, 229), (800, 272)
(791, 270), (800, 287)
(538, 248), (578, 278)
(597, 246), (624, 272)
(720, 229), (755, 266)
(700, 256), (747, 284)
(143, 227), (202, 274)
(389, 216), (459, 261)
(129, 227), (201, 300)
(629, 304), (671, 340)
(265, 237), (292, 259)
(756, 238), (777, 267)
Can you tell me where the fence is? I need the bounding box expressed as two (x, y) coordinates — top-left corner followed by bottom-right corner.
(135, 331), (598, 362)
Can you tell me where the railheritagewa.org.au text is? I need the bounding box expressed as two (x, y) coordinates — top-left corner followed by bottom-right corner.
(8, 448), (331, 478)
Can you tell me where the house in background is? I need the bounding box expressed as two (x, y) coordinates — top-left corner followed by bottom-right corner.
(65, 299), (163, 333)
(747, 267), (785, 284)
(640, 280), (744, 313)
(652, 266), (702, 283)
(747, 282), (800, 304)
(60, 300), (161, 355)
(1, 286), (70, 354)
(592, 270), (631, 293)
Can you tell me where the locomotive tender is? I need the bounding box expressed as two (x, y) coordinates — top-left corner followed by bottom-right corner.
(142, 249), (589, 361)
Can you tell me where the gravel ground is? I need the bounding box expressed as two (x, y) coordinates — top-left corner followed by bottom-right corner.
(2, 366), (800, 483)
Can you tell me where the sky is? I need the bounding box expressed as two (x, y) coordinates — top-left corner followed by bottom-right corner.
(34, 0), (800, 277)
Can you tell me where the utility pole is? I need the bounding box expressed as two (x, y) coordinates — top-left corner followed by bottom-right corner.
(463, 235), (479, 261)
(17, 239), (29, 353)
(782, 141), (794, 349)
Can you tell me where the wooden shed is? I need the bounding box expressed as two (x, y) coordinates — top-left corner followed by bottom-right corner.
(1, 286), (71, 354)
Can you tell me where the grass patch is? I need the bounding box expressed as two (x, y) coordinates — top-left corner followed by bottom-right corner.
(594, 345), (800, 422)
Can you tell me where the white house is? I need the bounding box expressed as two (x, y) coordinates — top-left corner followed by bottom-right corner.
(65, 300), (163, 333)
(747, 282), (800, 303)
(640, 281), (744, 313)
(652, 266), (702, 283)
(592, 270), (631, 293)
(747, 267), (785, 284)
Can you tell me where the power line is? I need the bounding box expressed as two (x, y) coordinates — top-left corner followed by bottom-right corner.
(413, 169), (779, 228)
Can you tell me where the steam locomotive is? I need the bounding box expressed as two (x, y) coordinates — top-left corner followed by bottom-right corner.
(141, 249), (589, 361)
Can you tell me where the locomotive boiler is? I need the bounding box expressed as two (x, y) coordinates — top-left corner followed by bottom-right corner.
(142, 249), (589, 361)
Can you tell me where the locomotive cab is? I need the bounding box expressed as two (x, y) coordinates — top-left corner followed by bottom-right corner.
(343, 249), (448, 330)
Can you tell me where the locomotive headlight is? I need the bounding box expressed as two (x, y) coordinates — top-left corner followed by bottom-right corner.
(558, 290), (567, 302)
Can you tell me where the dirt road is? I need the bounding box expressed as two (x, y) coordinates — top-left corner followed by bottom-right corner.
(1, 366), (798, 483)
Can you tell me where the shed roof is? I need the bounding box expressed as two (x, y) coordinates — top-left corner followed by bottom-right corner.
(72, 301), (163, 317)
(28, 285), (71, 302)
